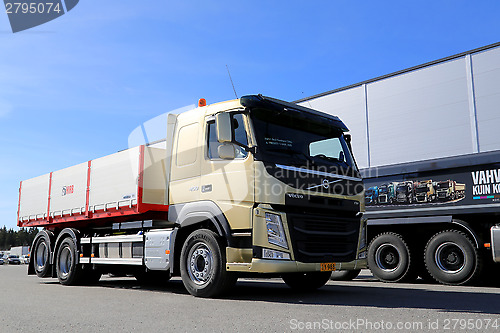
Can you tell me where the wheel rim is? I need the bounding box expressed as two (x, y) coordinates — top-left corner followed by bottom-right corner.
(435, 242), (466, 274)
(187, 242), (214, 285)
(58, 246), (72, 279)
(35, 241), (48, 272)
(375, 243), (401, 272)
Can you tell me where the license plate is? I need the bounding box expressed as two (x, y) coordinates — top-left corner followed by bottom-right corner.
(321, 263), (336, 271)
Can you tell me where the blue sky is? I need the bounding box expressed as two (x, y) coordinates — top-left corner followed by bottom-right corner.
(1, 1), (499, 229)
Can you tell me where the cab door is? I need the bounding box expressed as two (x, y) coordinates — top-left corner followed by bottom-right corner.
(200, 112), (254, 230)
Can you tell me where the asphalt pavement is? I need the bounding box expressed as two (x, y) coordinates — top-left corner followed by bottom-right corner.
(1, 265), (499, 332)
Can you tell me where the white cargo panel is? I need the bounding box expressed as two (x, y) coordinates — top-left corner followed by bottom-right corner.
(142, 147), (168, 205)
(49, 161), (88, 217)
(18, 145), (170, 227)
(89, 146), (140, 211)
(18, 174), (50, 221)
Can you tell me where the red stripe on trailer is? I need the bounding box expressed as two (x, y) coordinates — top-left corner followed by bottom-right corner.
(17, 181), (22, 227)
(85, 160), (92, 218)
(46, 172), (53, 223)
(137, 145), (145, 212)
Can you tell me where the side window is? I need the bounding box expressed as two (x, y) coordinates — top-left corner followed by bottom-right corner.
(207, 121), (219, 159)
(207, 113), (248, 159)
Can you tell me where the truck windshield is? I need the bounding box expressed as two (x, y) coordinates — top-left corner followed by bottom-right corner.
(396, 185), (406, 193)
(416, 186), (428, 194)
(249, 107), (358, 175)
(437, 182), (449, 189)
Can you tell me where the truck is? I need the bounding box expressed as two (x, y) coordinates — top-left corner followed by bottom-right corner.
(297, 42), (500, 286)
(436, 180), (466, 201)
(395, 181), (414, 204)
(18, 95), (367, 297)
(377, 182), (397, 204)
(9, 246), (30, 257)
(414, 180), (436, 203)
(365, 186), (378, 205)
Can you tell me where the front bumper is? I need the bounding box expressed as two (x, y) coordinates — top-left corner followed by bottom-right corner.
(226, 258), (367, 273)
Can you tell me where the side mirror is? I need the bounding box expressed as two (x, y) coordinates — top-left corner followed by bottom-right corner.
(216, 112), (233, 143)
(218, 144), (236, 160)
(344, 133), (353, 151)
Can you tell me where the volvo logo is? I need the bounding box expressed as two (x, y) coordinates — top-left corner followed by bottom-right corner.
(322, 179), (330, 189)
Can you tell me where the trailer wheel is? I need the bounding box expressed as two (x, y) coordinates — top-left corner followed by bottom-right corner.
(180, 229), (237, 297)
(424, 230), (481, 285)
(368, 233), (416, 282)
(56, 238), (83, 285)
(282, 272), (332, 290)
(33, 235), (51, 278)
(330, 269), (361, 281)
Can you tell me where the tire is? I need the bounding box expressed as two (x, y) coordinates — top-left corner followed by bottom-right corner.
(368, 232), (416, 282)
(282, 272), (332, 290)
(33, 235), (51, 278)
(180, 229), (237, 297)
(330, 269), (361, 281)
(424, 230), (481, 285)
(56, 238), (83, 285)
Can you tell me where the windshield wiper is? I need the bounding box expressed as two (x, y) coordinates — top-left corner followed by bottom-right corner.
(266, 147), (315, 165)
(312, 154), (349, 167)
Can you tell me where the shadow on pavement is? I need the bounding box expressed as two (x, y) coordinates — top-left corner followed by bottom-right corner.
(57, 275), (500, 315)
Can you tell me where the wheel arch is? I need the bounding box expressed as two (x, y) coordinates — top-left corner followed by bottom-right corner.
(367, 216), (480, 249)
(168, 201), (232, 276)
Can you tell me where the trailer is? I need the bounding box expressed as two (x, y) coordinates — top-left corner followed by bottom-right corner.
(18, 95), (367, 297)
(298, 42), (500, 285)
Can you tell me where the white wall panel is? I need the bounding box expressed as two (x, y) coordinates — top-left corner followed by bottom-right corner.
(472, 47), (500, 153)
(300, 86), (369, 168)
(367, 58), (473, 167)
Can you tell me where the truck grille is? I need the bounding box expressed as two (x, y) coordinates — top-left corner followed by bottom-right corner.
(286, 213), (360, 263)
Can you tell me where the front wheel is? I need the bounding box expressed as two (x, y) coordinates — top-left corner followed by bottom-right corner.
(180, 229), (237, 297)
(282, 272), (331, 290)
(424, 230), (481, 285)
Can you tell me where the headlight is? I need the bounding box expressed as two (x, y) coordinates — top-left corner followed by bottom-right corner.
(265, 212), (288, 249)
